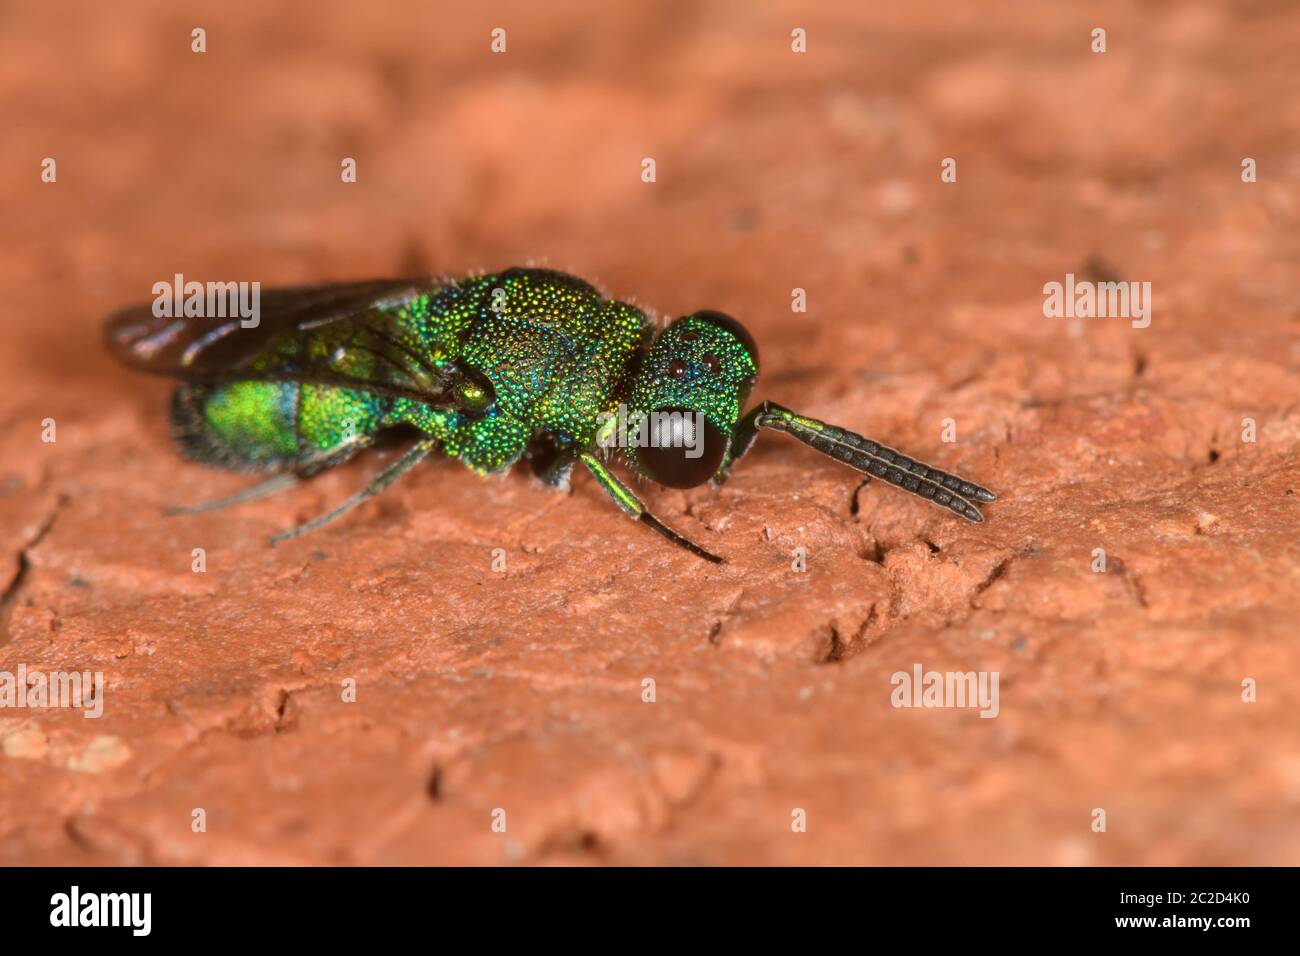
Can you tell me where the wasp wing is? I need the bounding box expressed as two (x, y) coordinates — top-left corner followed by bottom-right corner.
(105, 277), (491, 412)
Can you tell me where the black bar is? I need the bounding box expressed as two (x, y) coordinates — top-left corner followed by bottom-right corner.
(0, 866), (1281, 942)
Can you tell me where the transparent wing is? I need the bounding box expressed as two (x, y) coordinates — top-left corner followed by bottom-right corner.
(105, 277), (490, 411)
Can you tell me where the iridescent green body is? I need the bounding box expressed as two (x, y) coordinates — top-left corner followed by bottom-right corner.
(175, 269), (664, 477)
(108, 266), (994, 562)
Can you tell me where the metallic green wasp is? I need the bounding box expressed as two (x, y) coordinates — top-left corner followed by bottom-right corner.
(105, 267), (995, 563)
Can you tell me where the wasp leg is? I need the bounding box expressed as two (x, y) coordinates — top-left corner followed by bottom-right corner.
(527, 437), (577, 492)
(165, 472), (302, 516)
(714, 403), (766, 484)
(540, 455), (576, 492)
(166, 436), (375, 516)
(578, 453), (723, 564)
(723, 401), (996, 522)
(270, 437), (436, 544)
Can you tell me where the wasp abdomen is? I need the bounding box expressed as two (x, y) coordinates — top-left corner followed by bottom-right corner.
(171, 382), (300, 472)
(171, 381), (390, 474)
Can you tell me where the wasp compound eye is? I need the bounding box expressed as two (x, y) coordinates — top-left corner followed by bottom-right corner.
(690, 310), (759, 373)
(639, 408), (727, 489)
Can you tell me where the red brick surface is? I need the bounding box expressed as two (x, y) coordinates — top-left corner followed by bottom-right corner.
(1, 0), (1297, 864)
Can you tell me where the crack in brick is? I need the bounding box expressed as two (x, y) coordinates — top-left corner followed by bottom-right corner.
(972, 554), (1013, 600)
(816, 604), (880, 665)
(426, 762), (444, 801)
(1107, 556), (1150, 609)
(1, 492), (68, 645)
(705, 591), (744, 647)
(531, 750), (724, 862)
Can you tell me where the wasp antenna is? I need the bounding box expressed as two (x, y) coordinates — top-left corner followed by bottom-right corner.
(754, 403), (995, 522)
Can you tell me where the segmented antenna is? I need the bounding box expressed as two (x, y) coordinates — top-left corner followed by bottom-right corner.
(758, 403), (996, 522)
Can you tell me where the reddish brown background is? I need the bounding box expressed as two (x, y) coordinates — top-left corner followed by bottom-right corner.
(1, 0), (1298, 865)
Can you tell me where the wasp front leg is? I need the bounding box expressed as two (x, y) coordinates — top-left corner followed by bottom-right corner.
(579, 453), (723, 563)
(714, 402), (769, 485)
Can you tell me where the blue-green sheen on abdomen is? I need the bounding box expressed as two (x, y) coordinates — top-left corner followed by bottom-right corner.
(172, 380), (398, 471)
(172, 381), (300, 471)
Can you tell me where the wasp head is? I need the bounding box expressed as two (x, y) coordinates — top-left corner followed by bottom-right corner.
(620, 310), (760, 488)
